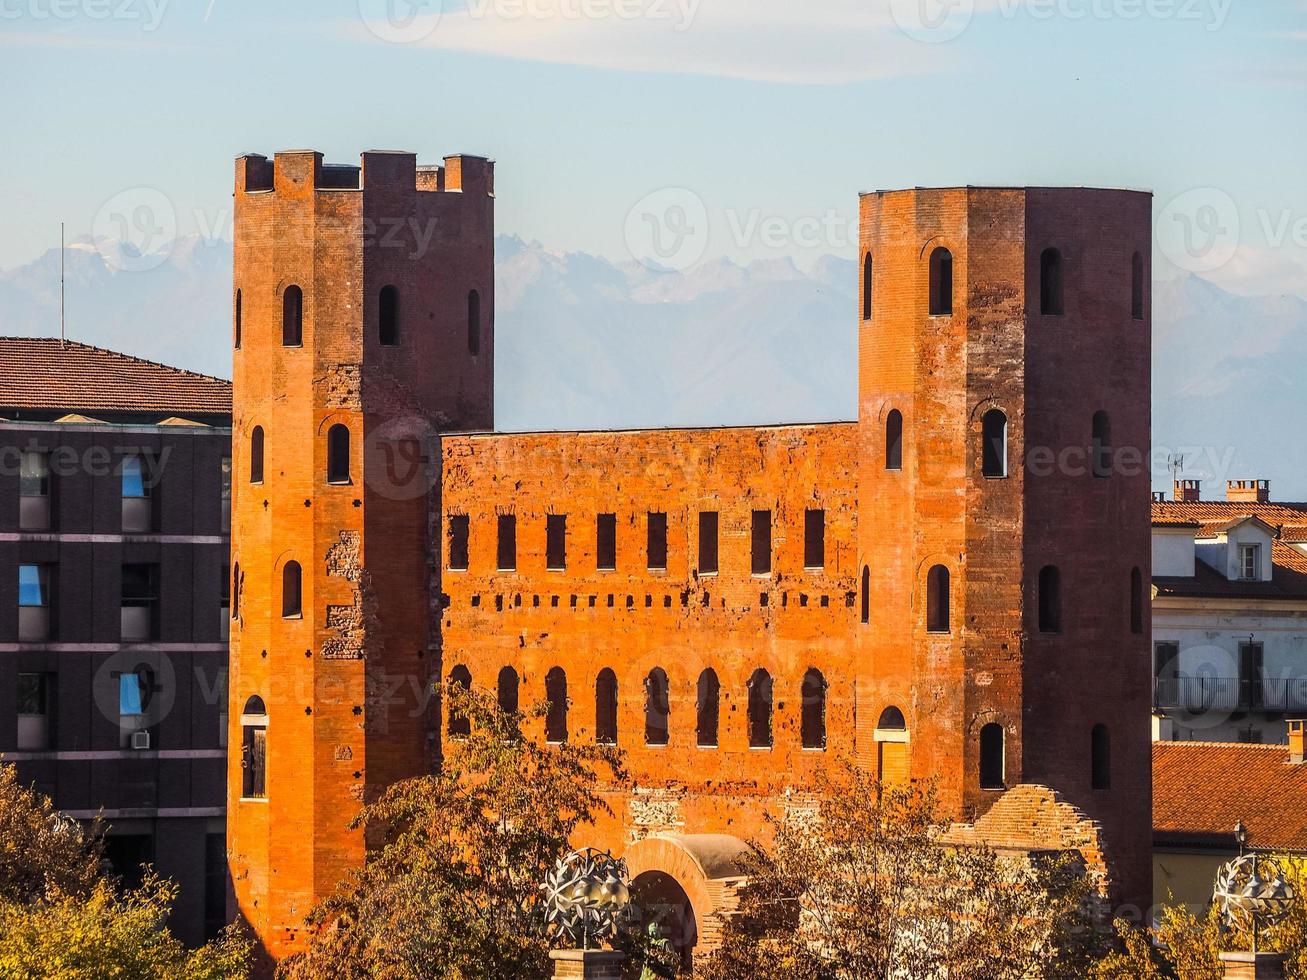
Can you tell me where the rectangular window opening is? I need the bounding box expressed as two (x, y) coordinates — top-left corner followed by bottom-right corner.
(596, 513), (617, 571)
(647, 512), (668, 571)
(496, 515), (517, 572)
(751, 510), (772, 576)
(698, 511), (719, 575)
(547, 514), (567, 571)
(448, 514), (470, 571)
(804, 509), (825, 570)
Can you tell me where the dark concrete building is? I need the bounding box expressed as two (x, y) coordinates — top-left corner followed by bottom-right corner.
(0, 337), (232, 945)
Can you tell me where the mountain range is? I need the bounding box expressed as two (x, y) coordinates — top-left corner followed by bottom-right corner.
(3, 234), (1304, 497)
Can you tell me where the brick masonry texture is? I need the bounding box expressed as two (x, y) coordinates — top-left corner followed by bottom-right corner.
(229, 162), (1155, 967)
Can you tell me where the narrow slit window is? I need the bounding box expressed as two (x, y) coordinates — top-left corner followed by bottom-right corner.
(698, 511), (719, 575)
(282, 285), (303, 347)
(927, 565), (950, 633)
(281, 561), (302, 619)
(1091, 411), (1113, 479)
(545, 667), (568, 744)
(929, 247), (953, 316)
(596, 669), (618, 745)
(249, 427), (264, 485)
(751, 510), (772, 576)
(1040, 248), (1064, 316)
(546, 514), (567, 571)
(596, 513), (617, 571)
(804, 509), (825, 570)
(468, 289), (481, 355)
(327, 425), (351, 485)
(861, 566), (871, 625)
(982, 409), (1007, 478)
(885, 410), (904, 471)
(862, 253), (873, 320)
(647, 512), (668, 571)
(497, 515), (517, 572)
(645, 668), (669, 746)
(379, 285), (400, 346)
(1038, 565), (1061, 633)
(234, 289), (242, 349)
(980, 723), (1005, 790)
(748, 669), (773, 749)
(448, 515), (470, 571)
(696, 669), (719, 748)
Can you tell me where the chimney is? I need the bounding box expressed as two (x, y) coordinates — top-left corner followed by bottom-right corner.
(1173, 479), (1202, 503)
(1290, 720), (1305, 765)
(1227, 480), (1271, 504)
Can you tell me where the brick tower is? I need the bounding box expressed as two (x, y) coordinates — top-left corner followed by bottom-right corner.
(856, 187), (1153, 909)
(227, 149), (494, 963)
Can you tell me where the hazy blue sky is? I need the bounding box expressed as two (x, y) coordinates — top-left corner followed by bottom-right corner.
(2, 0), (1305, 296)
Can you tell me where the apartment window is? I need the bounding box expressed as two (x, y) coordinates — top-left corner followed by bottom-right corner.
(121, 455), (153, 534)
(929, 247), (953, 316)
(447, 665), (472, 738)
(220, 563), (231, 641)
(801, 669), (827, 750)
(885, 410), (904, 471)
(16, 673), (55, 750)
(327, 425), (351, 485)
(249, 427), (265, 484)
(1038, 565), (1062, 634)
(241, 696), (268, 800)
(596, 668), (618, 745)
(1131, 252), (1145, 321)
(19, 451), (51, 531)
(234, 288), (242, 349)
(596, 513), (617, 571)
(1239, 641), (1264, 709)
(468, 290), (482, 356)
(982, 409), (1008, 478)
(804, 509), (825, 570)
(1040, 248), (1064, 316)
(647, 512), (668, 571)
(282, 561), (302, 619)
(379, 285), (400, 346)
(862, 253), (873, 320)
(220, 457), (232, 534)
(543, 514), (567, 571)
(1091, 411), (1113, 479)
(645, 668), (669, 747)
(980, 723), (1005, 790)
(747, 669), (773, 749)
(1091, 724), (1111, 790)
(544, 667), (569, 744)
(698, 511), (719, 575)
(121, 564), (158, 642)
(926, 565), (950, 633)
(751, 510), (772, 576)
(282, 285), (303, 347)
(1238, 544), (1261, 582)
(119, 666), (155, 737)
(696, 669), (719, 748)
(18, 564), (52, 642)
(1131, 567), (1145, 634)
(447, 515), (470, 571)
(497, 515), (517, 571)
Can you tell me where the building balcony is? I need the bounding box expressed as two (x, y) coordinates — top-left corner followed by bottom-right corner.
(1154, 677), (1307, 715)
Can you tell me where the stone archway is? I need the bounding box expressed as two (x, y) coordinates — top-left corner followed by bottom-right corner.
(624, 834), (749, 971)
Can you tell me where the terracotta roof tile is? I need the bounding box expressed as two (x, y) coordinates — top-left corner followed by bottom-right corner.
(1151, 501), (1307, 600)
(0, 338), (231, 417)
(1153, 741), (1307, 853)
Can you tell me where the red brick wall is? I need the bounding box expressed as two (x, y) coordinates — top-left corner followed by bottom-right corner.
(227, 150), (494, 965)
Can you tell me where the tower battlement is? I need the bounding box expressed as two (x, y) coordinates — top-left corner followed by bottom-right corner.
(235, 150), (494, 196)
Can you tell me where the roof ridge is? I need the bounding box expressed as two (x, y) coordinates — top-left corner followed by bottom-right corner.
(1155, 741), (1288, 750)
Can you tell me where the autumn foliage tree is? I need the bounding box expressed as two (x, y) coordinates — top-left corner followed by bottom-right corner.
(277, 683), (628, 980)
(699, 766), (1107, 980)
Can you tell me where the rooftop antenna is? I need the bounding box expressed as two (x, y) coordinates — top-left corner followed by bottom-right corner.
(60, 222), (66, 346)
(1167, 454), (1185, 483)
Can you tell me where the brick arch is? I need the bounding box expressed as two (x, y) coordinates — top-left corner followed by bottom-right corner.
(624, 834), (749, 954)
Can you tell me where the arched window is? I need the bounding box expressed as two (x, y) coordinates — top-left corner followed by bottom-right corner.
(281, 561), (302, 619)
(595, 669), (618, 745)
(234, 289), (242, 349)
(249, 426), (264, 484)
(982, 409), (1007, 478)
(468, 290), (481, 356)
(497, 666), (519, 717)
(980, 723), (1005, 790)
(1040, 247), (1064, 316)
(885, 410), (904, 471)
(929, 247), (953, 316)
(448, 665), (471, 738)
(1038, 565), (1061, 634)
(695, 669), (719, 748)
(545, 667), (568, 744)
(1091, 724), (1111, 790)
(801, 669), (827, 750)
(1091, 411), (1112, 479)
(1131, 567), (1145, 635)
(861, 565), (871, 626)
(645, 668), (669, 746)
(1131, 252), (1145, 321)
(875, 706), (909, 787)
(379, 285), (399, 346)
(282, 285), (303, 347)
(747, 668), (773, 749)
(241, 695), (268, 800)
(927, 565), (950, 633)
(327, 424), (351, 485)
(862, 253), (874, 320)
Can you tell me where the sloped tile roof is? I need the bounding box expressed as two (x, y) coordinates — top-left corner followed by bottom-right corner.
(1154, 741), (1307, 853)
(1151, 500), (1307, 600)
(0, 338), (231, 417)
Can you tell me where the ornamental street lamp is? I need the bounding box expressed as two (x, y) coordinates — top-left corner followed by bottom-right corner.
(1213, 822), (1296, 957)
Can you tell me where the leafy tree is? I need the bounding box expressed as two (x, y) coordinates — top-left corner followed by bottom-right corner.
(277, 683), (627, 980)
(0, 764), (251, 979)
(699, 766), (1106, 980)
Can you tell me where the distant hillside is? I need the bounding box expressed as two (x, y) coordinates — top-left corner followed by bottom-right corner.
(2, 236), (1303, 496)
